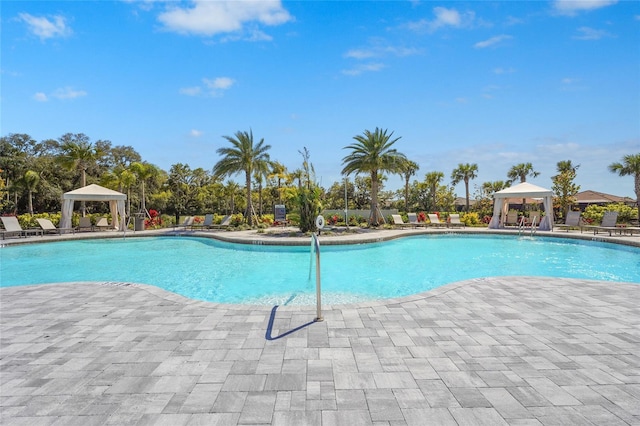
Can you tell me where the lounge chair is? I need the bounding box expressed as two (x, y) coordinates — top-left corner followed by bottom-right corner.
(210, 215), (232, 229)
(407, 213), (428, 227)
(1, 216), (43, 239)
(173, 216), (194, 230)
(77, 217), (93, 232)
(583, 211), (620, 236)
(95, 217), (111, 231)
(191, 214), (213, 230)
(527, 210), (541, 226)
(447, 214), (465, 228)
(554, 211), (582, 232)
(427, 214), (446, 228)
(36, 218), (75, 235)
(391, 214), (411, 228)
(505, 211), (519, 227)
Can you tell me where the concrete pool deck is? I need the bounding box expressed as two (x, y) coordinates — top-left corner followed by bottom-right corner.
(1, 227), (639, 425)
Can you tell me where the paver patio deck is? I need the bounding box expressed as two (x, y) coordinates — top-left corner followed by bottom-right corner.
(1, 228), (639, 425)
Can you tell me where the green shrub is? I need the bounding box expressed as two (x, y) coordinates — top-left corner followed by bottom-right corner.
(582, 203), (638, 224)
(461, 212), (481, 226)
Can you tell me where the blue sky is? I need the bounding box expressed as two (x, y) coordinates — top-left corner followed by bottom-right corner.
(2, 0), (639, 198)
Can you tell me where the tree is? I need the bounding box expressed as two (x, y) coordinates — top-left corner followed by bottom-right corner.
(507, 162), (539, 184)
(292, 148), (323, 233)
(552, 160), (580, 219)
(23, 170), (40, 215)
(268, 161), (288, 205)
(425, 171), (444, 212)
(341, 127), (406, 225)
(507, 162), (539, 209)
(213, 130), (271, 226)
(131, 162), (159, 217)
(398, 159), (419, 212)
(608, 153), (640, 222)
(57, 133), (104, 216)
(451, 163), (478, 212)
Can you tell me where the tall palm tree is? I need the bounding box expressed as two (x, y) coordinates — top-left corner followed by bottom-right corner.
(556, 160), (579, 174)
(425, 171), (444, 212)
(507, 162), (539, 184)
(57, 134), (103, 216)
(609, 153), (640, 222)
(23, 170), (40, 215)
(268, 161), (288, 204)
(342, 128), (407, 225)
(213, 130), (271, 226)
(131, 162), (159, 218)
(507, 162), (539, 209)
(451, 163), (478, 212)
(399, 159), (419, 212)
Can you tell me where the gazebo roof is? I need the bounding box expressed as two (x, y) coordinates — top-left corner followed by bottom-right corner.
(493, 182), (553, 199)
(63, 184), (126, 201)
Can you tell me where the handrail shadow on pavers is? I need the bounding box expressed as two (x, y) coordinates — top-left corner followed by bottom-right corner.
(265, 305), (316, 340)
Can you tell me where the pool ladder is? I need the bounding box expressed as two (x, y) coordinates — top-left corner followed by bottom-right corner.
(518, 216), (538, 236)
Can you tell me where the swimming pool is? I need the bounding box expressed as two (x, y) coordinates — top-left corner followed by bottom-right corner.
(1, 235), (638, 305)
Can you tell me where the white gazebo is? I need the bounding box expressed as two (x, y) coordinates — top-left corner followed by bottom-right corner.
(60, 184), (127, 231)
(488, 182), (554, 231)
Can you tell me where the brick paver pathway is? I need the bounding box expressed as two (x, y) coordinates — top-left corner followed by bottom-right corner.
(1, 277), (639, 425)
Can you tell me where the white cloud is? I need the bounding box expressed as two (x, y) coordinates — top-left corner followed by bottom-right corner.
(33, 87), (86, 101)
(572, 26), (611, 40)
(342, 63), (385, 76)
(158, 0), (293, 37)
(553, 0), (618, 16)
(406, 7), (476, 33)
(180, 76), (235, 97)
(51, 87), (87, 100)
(18, 13), (71, 40)
(33, 92), (48, 102)
(179, 86), (202, 96)
(189, 129), (203, 137)
(474, 34), (512, 49)
(344, 44), (421, 60)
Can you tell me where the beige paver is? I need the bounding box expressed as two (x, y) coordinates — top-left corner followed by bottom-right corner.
(1, 228), (639, 425)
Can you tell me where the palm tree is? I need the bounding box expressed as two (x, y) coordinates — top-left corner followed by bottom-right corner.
(399, 159), (419, 212)
(425, 171), (444, 212)
(213, 130), (271, 226)
(341, 128), (406, 225)
(131, 162), (159, 218)
(23, 170), (40, 215)
(609, 153), (640, 222)
(268, 161), (288, 204)
(553, 160), (580, 219)
(57, 133), (103, 216)
(556, 160), (579, 174)
(507, 162), (539, 184)
(507, 162), (540, 210)
(451, 163), (478, 212)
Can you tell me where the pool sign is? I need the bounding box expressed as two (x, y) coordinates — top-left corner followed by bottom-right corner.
(274, 205), (286, 222)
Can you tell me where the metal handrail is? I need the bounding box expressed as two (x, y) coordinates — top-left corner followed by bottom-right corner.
(311, 233), (323, 322)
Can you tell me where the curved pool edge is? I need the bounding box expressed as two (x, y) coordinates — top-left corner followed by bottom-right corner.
(2, 226), (639, 248)
(3, 276), (638, 312)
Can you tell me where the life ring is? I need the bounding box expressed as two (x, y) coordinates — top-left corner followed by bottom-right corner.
(315, 215), (325, 229)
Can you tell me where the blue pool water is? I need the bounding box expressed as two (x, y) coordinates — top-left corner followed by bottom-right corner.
(1, 235), (638, 305)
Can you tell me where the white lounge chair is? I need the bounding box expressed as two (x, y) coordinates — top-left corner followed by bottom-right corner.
(173, 216), (194, 230)
(77, 217), (93, 232)
(554, 211), (581, 232)
(191, 214), (213, 230)
(407, 213), (428, 227)
(583, 211), (619, 236)
(1, 216), (43, 239)
(95, 217), (111, 231)
(391, 214), (411, 228)
(36, 218), (75, 235)
(210, 215), (232, 229)
(427, 214), (446, 228)
(447, 214), (465, 228)
(505, 211), (519, 227)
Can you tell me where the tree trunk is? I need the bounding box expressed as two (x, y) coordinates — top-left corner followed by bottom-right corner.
(81, 168), (87, 217)
(636, 174), (640, 223)
(465, 179), (470, 212)
(369, 170), (384, 225)
(404, 177), (409, 212)
(245, 171), (253, 226)
(28, 190), (34, 215)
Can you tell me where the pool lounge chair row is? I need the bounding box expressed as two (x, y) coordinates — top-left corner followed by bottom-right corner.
(392, 213), (465, 229)
(555, 211), (640, 236)
(174, 214), (233, 231)
(1, 216), (43, 239)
